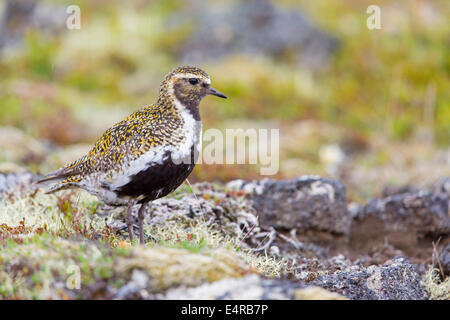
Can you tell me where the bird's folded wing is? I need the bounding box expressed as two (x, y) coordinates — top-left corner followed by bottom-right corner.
(37, 106), (162, 188)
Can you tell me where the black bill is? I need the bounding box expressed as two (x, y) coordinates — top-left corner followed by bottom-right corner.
(208, 87), (227, 99)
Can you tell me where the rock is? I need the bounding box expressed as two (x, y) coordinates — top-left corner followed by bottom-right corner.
(349, 179), (450, 253)
(435, 243), (450, 278)
(433, 177), (450, 198)
(227, 176), (350, 237)
(0, 171), (38, 196)
(381, 185), (419, 197)
(310, 256), (428, 300)
(115, 269), (149, 300)
(169, 0), (339, 70)
(294, 286), (348, 300)
(160, 274), (303, 300)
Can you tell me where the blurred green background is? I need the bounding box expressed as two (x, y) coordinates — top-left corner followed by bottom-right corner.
(0, 0), (449, 201)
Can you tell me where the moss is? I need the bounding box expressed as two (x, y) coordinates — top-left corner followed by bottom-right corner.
(116, 246), (249, 292)
(145, 221), (291, 278)
(0, 96), (22, 125)
(0, 235), (129, 299)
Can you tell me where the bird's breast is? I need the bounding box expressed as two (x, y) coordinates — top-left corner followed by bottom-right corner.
(91, 110), (202, 204)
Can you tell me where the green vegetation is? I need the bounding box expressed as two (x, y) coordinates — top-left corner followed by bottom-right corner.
(0, 1), (448, 186)
(0, 189), (291, 299)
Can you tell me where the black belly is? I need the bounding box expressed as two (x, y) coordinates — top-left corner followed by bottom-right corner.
(114, 149), (196, 203)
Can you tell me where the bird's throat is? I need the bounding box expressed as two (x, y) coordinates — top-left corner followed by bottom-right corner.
(173, 94), (201, 122)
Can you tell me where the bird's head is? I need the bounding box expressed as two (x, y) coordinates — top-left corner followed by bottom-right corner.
(161, 66), (227, 117)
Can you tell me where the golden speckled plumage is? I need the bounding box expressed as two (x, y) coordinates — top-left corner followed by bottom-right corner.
(43, 66), (210, 189)
(60, 102), (185, 183)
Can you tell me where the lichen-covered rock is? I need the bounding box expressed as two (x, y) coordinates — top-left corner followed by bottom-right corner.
(311, 257), (428, 300)
(160, 275), (302, 300)
(349, 179), (450, 252)
(226, 176), (350, 237)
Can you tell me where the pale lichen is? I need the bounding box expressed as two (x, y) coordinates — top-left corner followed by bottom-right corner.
(422, 267), (450, 300)
(0, 188), (105, 236)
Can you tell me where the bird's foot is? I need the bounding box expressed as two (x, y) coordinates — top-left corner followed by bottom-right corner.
(116, 223), (157, 245)
(141, 232), (158, 244)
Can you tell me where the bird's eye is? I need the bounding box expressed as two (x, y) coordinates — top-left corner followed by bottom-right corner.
(189, 78), (199, 85)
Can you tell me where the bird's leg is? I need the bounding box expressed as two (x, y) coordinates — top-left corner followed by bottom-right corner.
(137, 202), (151, 245)
(125, 200), (136, 242)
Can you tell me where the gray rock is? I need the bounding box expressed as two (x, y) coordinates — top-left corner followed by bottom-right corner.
(160, 274), (302, 300)
(433, 177), (450, 198)
(435, 243), (450, 278)
(0, 172), (38, 195)
(349, 178), (450, 251)
(169, 0), (339, 70)
(227, 176), (350, 237)
(311, 256), (428, 300)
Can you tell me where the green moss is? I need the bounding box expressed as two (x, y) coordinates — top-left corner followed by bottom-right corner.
(24, 32), (55, 80)
(0, 95), (22, 125)
(390, 115), (415, 141)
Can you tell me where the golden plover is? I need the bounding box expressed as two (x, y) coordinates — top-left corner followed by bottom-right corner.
(38, 66), (227, 244)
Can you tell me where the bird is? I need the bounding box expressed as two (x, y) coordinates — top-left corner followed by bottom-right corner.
(37, 66), (227, 244)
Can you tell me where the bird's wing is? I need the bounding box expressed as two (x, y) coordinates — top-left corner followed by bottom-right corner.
(37, 106), (159, 186)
